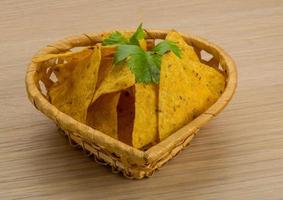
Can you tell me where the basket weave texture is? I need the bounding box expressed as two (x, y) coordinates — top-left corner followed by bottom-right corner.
(25, 30), (237, 179)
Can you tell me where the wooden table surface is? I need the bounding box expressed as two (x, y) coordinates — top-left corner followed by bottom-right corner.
(1, 0), (283, 199)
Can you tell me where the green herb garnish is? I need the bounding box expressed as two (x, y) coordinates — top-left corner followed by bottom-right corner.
(129, 23), (145, 46)
(102, 24), (181, 83)
(102, 31), (128, 45)
(153, 40), (181, 58)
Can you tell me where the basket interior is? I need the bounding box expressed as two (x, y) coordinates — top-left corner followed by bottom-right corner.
(34, 32), (229, 151)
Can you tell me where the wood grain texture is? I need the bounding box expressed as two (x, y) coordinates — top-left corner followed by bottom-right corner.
(0, 0), (282, 199)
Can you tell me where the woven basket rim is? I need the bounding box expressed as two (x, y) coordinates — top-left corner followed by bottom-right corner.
(25, 30), (237, 165)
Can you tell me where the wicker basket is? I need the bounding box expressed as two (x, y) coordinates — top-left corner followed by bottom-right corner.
(25, 30), (237, 179)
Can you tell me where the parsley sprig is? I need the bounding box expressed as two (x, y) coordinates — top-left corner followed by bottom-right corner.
(102, 24), (181, 83)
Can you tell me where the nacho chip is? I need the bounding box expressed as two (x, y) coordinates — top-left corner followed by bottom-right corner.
(91, 64), (135, 103)
(86, 53), (123, 139)
(48, 45), (101, 123)
(158, 32), (225, 141)
(32, 48), (91, 63)
(170, 31), (225, 108)
(51, 62), (74, 84)
(117, 84), (158, 149)
(96, 56), (114, 89)
(87, 92), (120, 138)
(158, 53), (195, 140)
(166, 31), (200, 62)
(36, 48), (93, 87)
(167, 31), (225, 99)
(132, 84), (158, 149)
(117, 88), (135, 145)
(185, 61), (226, 103)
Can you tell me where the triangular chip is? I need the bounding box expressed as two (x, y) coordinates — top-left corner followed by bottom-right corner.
(166, 31), (225, 99)
(32, 48), (91, 63)
(166, 31), (200, 62)
(96, 56), (114, 89)
(185, 61), (226, 103)
(158, 31), (225, 141)
(170, 31), (225, 112)
(158, 53), (194, 140)
(91, 64), (135, 102)
(132, 84), (158, 149)
(86, 51), (126, 139)
(87, 92), (121, 138)
(85, 49), (135, 140)
(48, 45), (101, 123)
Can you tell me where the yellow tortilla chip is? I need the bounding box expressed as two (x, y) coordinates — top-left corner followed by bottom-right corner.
(132, 84), (158, 149)
(170, 31), (225, 106)
(36, 48), (93, 87)
(32, 48), (91, 63)
(167, 31), (225, 99)
(48, 45), (101, 123)
(117, 88), (135, 145)
(91, 64), (135, 103)
(158, 53), (195, 140)
(158, 32), (225, 141)
(87, 92), (120, 138)
(86, 53), (123, 139)
(96, 56), (113, 89)
(166, 31), (200, 62)
(186, 61), (225, 102)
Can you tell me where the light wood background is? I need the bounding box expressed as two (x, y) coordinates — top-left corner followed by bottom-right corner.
(1, 0), (283, 199)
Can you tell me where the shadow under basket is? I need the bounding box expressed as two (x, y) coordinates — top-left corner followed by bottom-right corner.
(25, 30), (237, 179)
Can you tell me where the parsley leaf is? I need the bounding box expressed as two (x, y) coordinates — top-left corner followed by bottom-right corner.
(113, 40), (181, 83)
(102, 23), (145, 47)
(128, 51), (152, 83)
(102, 24), (182, 84)
(129, 23), (145, 46)
(114, 45), (142, 64)
(145, 52), (161, 83)
(102, 31), (128, 46)
(153, 40), (181, 58)
(127, 51), (160, 83)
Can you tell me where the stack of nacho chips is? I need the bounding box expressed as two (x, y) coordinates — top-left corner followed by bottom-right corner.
(33, 31), (225, 149)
